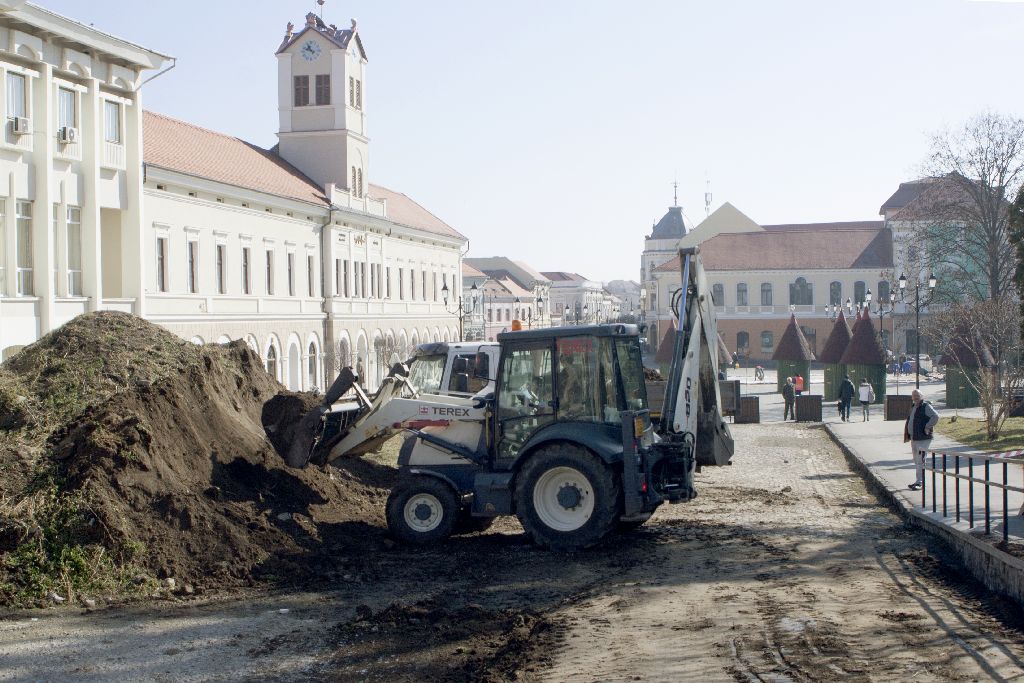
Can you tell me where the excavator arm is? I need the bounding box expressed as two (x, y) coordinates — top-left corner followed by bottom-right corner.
(658, 246), (735, 467)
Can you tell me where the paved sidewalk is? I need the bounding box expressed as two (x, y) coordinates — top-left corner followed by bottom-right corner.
(827, 418), (1024, 543)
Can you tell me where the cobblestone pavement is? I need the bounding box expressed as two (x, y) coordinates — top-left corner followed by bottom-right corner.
(542, 422), (1024, 682)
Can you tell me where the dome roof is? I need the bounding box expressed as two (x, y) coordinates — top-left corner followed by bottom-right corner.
(648, 206), (692, 240)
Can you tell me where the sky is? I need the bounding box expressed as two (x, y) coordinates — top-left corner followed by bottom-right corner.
(40, 0), (1024, 283)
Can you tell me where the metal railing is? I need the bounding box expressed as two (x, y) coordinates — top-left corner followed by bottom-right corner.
(920, 450), (1024, 544)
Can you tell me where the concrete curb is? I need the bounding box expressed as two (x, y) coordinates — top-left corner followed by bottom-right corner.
(824, 423), (1024, 605)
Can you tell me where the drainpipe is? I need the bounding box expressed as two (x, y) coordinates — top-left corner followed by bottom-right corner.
(320, 205), (338, 381)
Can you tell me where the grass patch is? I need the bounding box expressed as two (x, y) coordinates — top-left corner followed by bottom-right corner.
(0, 472), (146, 607)
(936, 416), (1024, 452)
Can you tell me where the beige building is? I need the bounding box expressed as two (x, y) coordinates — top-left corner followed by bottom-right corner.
(0, 5), (470, 393)
(644, 202), (895, 362)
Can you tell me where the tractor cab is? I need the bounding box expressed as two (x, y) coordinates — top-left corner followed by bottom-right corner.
(494, 324), (649, 465)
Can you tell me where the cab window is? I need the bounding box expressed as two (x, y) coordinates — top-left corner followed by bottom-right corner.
(408, 354), (445, 394)
(447, 353), (488, 394)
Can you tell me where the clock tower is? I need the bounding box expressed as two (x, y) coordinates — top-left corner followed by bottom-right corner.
(276, 12), (368, 196)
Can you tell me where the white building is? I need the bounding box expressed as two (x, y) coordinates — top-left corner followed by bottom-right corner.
(0, 5), (468, 392)
(541, 271), (605, 326)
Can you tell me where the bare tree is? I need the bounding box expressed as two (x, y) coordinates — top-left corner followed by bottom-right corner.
(927, 299), (1024, 440)
(908, 112), (1024, 302)
(1009, 186), (1024, 338)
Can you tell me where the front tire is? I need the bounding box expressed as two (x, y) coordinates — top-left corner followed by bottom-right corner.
(386, 476), (458, 546)
(515, 444), (619, 551)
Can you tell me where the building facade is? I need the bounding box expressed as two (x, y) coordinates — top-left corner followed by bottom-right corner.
(0, 5), (468, 392)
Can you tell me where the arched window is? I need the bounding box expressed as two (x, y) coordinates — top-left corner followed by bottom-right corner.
(760, 331), (773, 352)
(854, 281), (866, 304)
(789, 277), (812, 306)
(266, 346), (278, 379)
(736, 283), (748, 307)
(736, 331), (750, 354)
(308, 342), (318, 389)
(829, 281), (842, 306)
(351, 166), (357, 194)
(878, 280), (891, 302)
(761, 283), (772, 306)
(712, 283), (724, 306)
(357, 168), (364, 198)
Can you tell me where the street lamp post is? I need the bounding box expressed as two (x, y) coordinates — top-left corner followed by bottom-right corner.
(866, 287), (899, 391)
(441, 281), (478, 342)
(898, 272), (938, 389)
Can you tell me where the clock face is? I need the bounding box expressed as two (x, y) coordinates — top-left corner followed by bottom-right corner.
(300, 40), (321, 61)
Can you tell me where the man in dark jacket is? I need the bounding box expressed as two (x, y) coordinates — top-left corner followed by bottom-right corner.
(782, 377), (796, 421)
(838, 374), (856, 422)
(904, 389), (938, 490)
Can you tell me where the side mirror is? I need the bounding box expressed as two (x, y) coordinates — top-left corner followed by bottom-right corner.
(473, 351), (491, 380)
(452, 357), (470, 374)
(637, 323), (648, 335)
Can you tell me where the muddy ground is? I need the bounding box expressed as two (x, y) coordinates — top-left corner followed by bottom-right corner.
(3, 422), (1024, 682)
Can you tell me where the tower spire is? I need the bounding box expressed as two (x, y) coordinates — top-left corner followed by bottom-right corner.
(672, 177), (679, 208)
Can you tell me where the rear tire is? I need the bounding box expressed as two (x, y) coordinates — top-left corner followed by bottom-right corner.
(515, 444), (619, 551)
(386, 476), (458, 546)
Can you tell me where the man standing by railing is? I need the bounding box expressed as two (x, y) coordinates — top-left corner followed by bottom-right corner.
(905, 389), (938, 490)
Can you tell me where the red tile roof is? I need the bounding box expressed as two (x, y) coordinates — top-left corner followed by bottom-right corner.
(143, 111), (464, 240)
(144, 111), (327, 205)
(368, 184), (464, 239)
(653, 228), (892, 272)
(462, 262), (486, 277)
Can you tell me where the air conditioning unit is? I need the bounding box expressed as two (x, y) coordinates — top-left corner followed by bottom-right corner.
(58, 126), (78, 144)
(10, 117), (29, 135)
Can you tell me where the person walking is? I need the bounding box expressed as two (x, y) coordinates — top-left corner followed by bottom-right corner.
(905, 389), (938, 490)
(858, 378), (875, 421)
(838, 373), (855, 422)
(782, 377), (796, 422)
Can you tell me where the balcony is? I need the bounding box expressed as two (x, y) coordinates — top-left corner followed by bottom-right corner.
(102, 141), (125, 170)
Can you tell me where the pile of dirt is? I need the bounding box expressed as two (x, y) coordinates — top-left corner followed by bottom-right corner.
(0, 312), (395, 605)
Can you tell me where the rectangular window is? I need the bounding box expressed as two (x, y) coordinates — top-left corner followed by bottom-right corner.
(0, 205), (5, 296)
(307, 254), (315, 297)
(104, 101), (121, 143)
(361, 262), (368, 298)
(386, 266), (391, 298)
(265, 249), (274, 295)
(287, 252), (296, 296)
(58, 88), (75, 129)
(343, 260), (350, 297)
(433, 272), (438, 302)
(156, 236), (168, 293)
(294, 75), (309, 107)
(216, 244), (226, 294)
(52, 204), (59, 292)
(315, 74), (330, 105)
(353, 262), (361, 297)
(15, 201), (32, 296)
(241, 246), (251, 294)
(349, 76), (355, 106)
(411, 269), (416, 300)
(356, 79), (362, 109)
(334, 258), (341, 296)
(399, 268), (404, 300)
(422, 271), (427, 301)
(7, 72), (25, 119)
(67, 206), (82, 296)
(186, 240), (199, 294)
